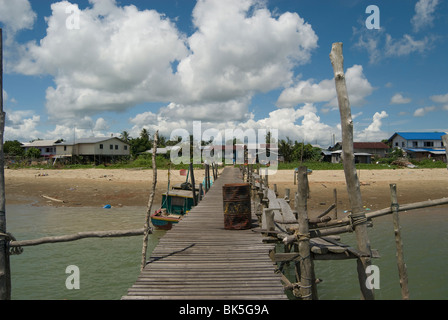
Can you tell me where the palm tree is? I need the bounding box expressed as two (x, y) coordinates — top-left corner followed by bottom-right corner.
(120, 130), (131, 143)
(140, 128), (150, 142)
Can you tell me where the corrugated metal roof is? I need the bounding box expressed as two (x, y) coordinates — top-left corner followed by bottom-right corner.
(22, 140), (59, 147)
(59, 137), (128, 145)
(405, 148), (446, 154)
(393, 132), (447, 140)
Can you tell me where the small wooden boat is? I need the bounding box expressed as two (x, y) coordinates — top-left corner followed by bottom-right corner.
(151, 189), (196, 230)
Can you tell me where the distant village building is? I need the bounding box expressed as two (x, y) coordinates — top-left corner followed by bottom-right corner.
(325, 141), (390, 164)
(21, 140), (60, 158)
(21, 137), (131, 163)
(56, 137), (130, 162)
(388, 132), (447, 161)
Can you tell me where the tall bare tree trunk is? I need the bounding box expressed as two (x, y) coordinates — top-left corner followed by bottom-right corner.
(141, 131), (158, 271)
(0, 28), (11, 300)
(330, 42), (374, 300)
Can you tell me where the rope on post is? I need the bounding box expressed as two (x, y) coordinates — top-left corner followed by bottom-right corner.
(0, 232), (23, 255)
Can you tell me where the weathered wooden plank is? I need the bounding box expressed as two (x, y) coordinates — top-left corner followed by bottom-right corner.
(122, 167), (286, 300)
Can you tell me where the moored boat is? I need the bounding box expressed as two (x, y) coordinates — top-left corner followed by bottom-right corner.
(150, 189), (196, 230)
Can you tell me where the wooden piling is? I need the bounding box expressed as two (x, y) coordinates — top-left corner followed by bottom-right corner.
(330, 42), (374, 300)
(295, 166), (315, 300)
(189, 163), (197, 206)
(390, 184), (410, 300)
(141, 131), (158, 271)
(0, 28), (11, 301)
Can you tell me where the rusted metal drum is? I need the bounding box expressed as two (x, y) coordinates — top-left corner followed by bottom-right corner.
(222, 183), (252, 230)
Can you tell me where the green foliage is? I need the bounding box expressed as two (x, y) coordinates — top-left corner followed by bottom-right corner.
(277, 137), (321, 162)
(25, 147), (41, 159)
(4, 140), (25, 156)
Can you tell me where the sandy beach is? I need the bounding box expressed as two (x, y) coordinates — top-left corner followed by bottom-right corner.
(5, 167), (448, 218)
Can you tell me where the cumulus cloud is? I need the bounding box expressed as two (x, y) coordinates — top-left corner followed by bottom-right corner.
(13, 0), (318, 126)
(4, 110), (41, 141)
(355, 111), (389, 141)
(390, 93), (411, 105)
(16, 0), (188, 121)
(411, 0), (439, 32)
(178, 0), (318, 104)
(277, 65), (374, 108)
(129, 102), (336, 146)
(0, 0), (36, 42)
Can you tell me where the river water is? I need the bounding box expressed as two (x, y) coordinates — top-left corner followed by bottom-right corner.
(5, 204), (448, 300)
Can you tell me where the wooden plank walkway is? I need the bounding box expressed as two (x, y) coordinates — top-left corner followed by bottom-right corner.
(122, 167), (287, 300)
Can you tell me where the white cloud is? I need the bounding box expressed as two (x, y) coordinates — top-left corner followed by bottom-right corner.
(277, 65), (374, 108)
(14, 0), (318, 125)
(4, 109), (41, 141)
(385, 34), (430, 57)
(390, 93), (411, 104)
(178, 0), (318, 104)
(129, 102), (336, 146)
(430, 93), (448, 104)
(0, 0), (36, 41)
(355, 111), (389, 141)
(414, 106), (436, 117)
(15, 0), (189, 119)
(411, 0), (439, 32)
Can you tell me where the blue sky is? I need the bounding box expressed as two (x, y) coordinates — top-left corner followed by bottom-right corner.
(1, 0), (447, 146)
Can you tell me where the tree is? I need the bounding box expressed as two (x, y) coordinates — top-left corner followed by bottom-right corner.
(25, 147), (41, 159)
(140, 128), (150, 142)
(278, 138), (293, 162)
(120, 131), (131, 143)
(4, 140), (25, 157)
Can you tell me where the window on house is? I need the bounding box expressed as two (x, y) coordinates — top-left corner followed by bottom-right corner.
(124, 146), (128, 150)
(100, 144), (103, 149)
(110, 144), (113, 150)
(64, 146), (67, 151)
(115, 145), (118, 150)
(395, 142), (398, 147)
(401, 142), (405, 147)
(412, 141), (418, 147)
(424, 141), (434, 147)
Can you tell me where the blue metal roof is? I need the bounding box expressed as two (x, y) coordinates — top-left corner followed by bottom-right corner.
(392, 132), (447, 140)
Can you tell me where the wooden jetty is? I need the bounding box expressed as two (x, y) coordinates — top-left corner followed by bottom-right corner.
(122, 167), (287, 300)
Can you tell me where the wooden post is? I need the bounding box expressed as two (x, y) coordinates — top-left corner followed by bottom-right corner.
(443, 134), (448, 169)
(265, 168), (268, 188)
(390, 184), (410, 300)
(285, 188), (290, 204)
(198, 183), (203, 202)
(204, 164), (209, 193)
(141, 131), (158, 271)
(333, 188), (338, 219)
(295, 166), (315, 300)
(0, 28), (11, 300)
(189, 163), (197, 206)
(207, 164), (211, 191)
(330, 42), (374, 300)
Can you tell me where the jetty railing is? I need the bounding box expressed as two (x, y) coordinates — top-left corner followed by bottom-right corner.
(243, 162), (448, 300)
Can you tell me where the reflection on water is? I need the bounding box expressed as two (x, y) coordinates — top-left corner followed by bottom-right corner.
(7, 204), (165, 300)
(5, 204), (448, 300)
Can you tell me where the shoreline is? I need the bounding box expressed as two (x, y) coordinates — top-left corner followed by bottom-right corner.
(5, 167), (448, 219)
